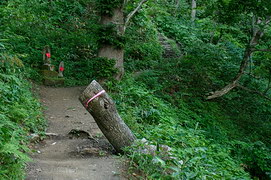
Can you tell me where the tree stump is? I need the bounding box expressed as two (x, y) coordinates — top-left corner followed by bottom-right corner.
(79, 80), (136, 153)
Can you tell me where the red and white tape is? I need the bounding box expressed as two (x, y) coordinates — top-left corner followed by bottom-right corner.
(85, 90), (106, 107)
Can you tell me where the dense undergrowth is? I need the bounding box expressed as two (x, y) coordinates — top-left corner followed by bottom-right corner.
(0, 0), (271, 179)
(108, 71), (271, 179)
(0, 55), (46, 179)
(109, 76), (251, 179)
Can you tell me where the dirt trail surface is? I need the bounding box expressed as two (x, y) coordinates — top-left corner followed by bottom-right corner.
(26, 86), (127, 180)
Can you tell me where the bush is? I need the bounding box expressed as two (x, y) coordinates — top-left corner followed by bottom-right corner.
(108, 75), (250, 179)
(0, 54), (46, 179)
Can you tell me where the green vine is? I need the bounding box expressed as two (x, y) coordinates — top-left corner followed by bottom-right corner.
(96, 0), (123, 16)
(92, 57), (117, 79)
(97, 24), (126, 49)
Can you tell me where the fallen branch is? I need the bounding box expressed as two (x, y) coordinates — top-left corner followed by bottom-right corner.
(30, 132), (59, 142)
(237, 84), (271, 101)
(252, 48), (271, 52)
(206, 81), (238, 100)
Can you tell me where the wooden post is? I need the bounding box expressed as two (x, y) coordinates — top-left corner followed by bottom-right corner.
(79, 80), (136, 153)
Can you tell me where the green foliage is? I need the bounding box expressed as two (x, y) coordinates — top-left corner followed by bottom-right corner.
(64, 57), (117, 86)
(230, 141), (271, 179)
(0, 0), (100, 85)
(109, 75), (251, 179)
(1, 0), (270, 179)
(97, 24), (126, 49)
(91, 57), (117, 79)
(217, 0), (271, 23)
(95, 0), (123, 16)
(117, 2), (271, 178)
(109, 70), (271, 178)
(0, 54), (46, 179)
(124, 10), (163, 71)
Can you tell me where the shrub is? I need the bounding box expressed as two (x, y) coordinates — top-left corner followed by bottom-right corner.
(0, 54), (46, 179)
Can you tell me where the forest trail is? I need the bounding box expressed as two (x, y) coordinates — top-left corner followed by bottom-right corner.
(26, 86), (127, 180)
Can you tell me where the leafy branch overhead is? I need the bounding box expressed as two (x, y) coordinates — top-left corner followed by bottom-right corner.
(124, 0), (148, 33)
(206, 2), (271, 100)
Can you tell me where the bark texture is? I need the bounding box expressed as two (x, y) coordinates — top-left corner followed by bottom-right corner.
(97, 1), (148, 80)
(98, 8), (125, 80)
(191, 0), (196, 22)
(79, 80), (136, 153)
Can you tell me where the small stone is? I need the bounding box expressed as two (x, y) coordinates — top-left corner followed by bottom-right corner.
(80, 147), (100, 155)
(179, 160), (184, 165)
(51, 142), (57, 145)
(112, 171), (120, 176)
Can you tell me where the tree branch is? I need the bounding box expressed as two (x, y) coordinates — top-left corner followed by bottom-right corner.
(206, 47), (253, 100)
(252, 48), (271, 52)
(123, 0), (129, 7)
(237, 84), (271, 101)
(206, 81), (238, 100)
(123, 0), (148, 33)
(264, 71), (271, 94)
(206, 15), (268, 100)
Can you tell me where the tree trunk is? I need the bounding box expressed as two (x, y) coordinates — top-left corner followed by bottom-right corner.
(79, 80), (136, 153)
(191, 0), (196, 22)
(97, 0), (148, 80)
(98, 8), (125, 80)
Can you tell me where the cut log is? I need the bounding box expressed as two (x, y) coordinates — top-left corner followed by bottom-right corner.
(79, 80), (136, 153)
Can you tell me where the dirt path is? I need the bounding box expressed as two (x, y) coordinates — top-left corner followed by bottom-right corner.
(26, 86), (127, 180)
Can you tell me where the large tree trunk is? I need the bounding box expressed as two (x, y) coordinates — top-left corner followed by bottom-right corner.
(98, 8), (125, 80)
(79, 80), (136, 153)
(191, 0), (196, 22)
(97, 0), (148, 80)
